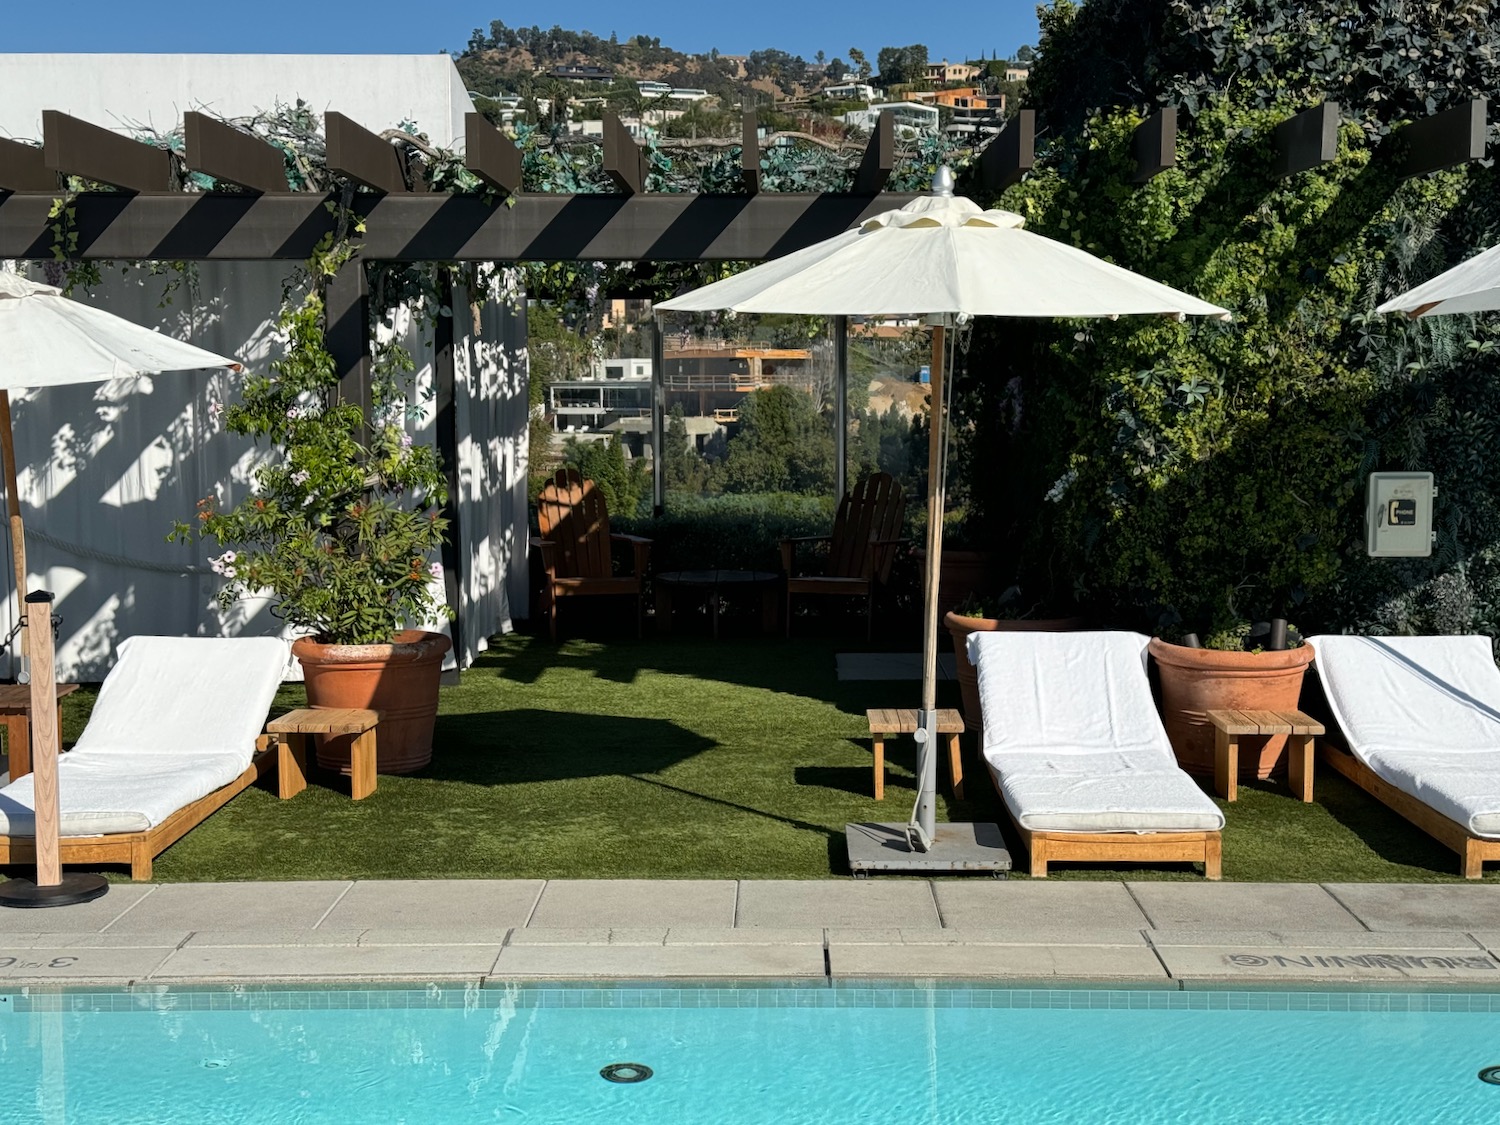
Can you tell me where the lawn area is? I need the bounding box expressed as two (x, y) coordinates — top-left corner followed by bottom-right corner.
(33, 631), (1498, 883)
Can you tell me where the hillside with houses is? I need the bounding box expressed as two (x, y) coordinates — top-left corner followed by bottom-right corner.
(455, 21), (1031, 143)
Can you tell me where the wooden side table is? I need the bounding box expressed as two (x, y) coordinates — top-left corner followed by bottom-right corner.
(1207, 708), (1324, 803)
(0, 683), (80, 780)
(866, 707), (966, 800)
(267, 708), (381, 800)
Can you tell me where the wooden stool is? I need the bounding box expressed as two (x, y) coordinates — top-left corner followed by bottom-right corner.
(1207, 709), (1325, 803)
(268, 708), (381, 800)
(866, 708), (965, 800)
(0, 682), (80, 780)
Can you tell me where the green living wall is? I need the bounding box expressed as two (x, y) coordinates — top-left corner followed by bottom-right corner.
(955, 0), (1500, 639)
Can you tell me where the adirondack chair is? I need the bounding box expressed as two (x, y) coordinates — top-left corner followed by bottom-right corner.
(533, 468), (652, 642)
(780, 472), (907, 640)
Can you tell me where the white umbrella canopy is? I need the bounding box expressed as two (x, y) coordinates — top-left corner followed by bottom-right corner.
(0, 269), (242, 906)
(658, 169), (1230, 855)
(1375, 242), (1500, 318)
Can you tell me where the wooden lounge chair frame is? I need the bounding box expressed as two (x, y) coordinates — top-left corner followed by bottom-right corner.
(0, 733), (295, 881)
(533, 467), (652, 642)
(987, 772), (1222, 879)
(781, 471), (906, 640)
(1320, 741), (1500, 879)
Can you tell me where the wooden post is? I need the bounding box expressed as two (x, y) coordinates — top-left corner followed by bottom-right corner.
(25, 590), (59, 886)
(0, 392), (28, 669)
(920, 324), (946, 715)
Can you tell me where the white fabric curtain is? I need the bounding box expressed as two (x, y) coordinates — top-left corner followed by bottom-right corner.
(2, 261), (528, 682)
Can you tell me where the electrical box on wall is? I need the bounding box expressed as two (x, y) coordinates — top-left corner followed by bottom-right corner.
(1366, 472), (1436, 557)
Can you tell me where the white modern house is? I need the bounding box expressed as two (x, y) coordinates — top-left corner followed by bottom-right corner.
(841, 102), (940, 136)
(0, 54), (530, 680)
(823, 83), (877, 103)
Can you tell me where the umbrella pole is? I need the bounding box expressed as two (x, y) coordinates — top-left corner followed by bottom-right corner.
(0, 391), (29, 678)
(0, 590), (107, 907)
(911, 322), (947, 848)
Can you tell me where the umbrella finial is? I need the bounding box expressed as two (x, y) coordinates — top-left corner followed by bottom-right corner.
(931, 165), (955, 197)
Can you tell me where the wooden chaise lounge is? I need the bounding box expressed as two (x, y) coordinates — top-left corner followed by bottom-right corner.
(1310, 634), (1500, 879)
(969, 630), (1224, 878)
(0, 635), (292, 881)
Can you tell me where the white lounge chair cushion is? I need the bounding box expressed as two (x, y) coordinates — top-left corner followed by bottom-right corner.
(0, 752), (249, 836)
(969, 631), (1224, 834)
(1310, 634), (1500, 838)
(0, 635), (288, 837)
(71, 635), (289, 760)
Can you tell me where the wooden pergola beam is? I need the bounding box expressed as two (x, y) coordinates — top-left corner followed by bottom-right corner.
(463, 113), (522, 197)
(184, 112), (289, 194)
(1395, 98), (1487, 178)
(980, 109), (1034, 192)
(742, 111), (761, 194)
(42, 110), (172, 193)
(852, 110), (894, 194)
(0, 139), (55, 193)
(0, 189), (921, 262)
(325, 111), (409, 193)
(603, 113), (648, 195)
(1274, 102), (1339, 177)
(1131, 107), (1176, 183)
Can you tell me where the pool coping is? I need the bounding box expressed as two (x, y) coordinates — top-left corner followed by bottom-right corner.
(4, 878), (1500, 989)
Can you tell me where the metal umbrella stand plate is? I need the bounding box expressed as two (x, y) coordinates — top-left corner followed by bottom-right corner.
(0, 591), (108, 907)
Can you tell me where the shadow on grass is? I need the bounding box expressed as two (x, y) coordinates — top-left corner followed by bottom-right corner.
(423, 709), (716, 785)
(1309, 770), (1475, 877)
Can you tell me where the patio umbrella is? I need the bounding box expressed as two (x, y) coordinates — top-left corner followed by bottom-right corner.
(657, 168), (1230, 868)
(0, 269), (242, 908)
(1376, 242), (1500, 318)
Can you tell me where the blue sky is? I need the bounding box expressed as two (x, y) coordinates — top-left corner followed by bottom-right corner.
(0, 1), (1042, 65)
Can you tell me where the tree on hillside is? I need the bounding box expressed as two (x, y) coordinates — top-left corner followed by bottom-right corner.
(847, 47), (872, 81)
(718, 386), (834, 495)
(876, 44), (929, 87)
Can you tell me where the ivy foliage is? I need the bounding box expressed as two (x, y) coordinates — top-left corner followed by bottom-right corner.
(952, 0), (1500, 639)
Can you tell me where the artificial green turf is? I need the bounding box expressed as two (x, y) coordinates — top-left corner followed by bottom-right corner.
(29, 630), (1500, 883)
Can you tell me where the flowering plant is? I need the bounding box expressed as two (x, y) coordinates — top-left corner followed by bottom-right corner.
(175, 284), (450, 646)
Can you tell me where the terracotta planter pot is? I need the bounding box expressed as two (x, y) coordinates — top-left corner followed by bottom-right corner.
(1147, 638), (1316, 779)
(945, 611), (1089, 734)
(292, 630), (451, 775)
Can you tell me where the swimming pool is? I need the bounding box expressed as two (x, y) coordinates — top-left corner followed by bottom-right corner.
(4, 983), (1500, 1123)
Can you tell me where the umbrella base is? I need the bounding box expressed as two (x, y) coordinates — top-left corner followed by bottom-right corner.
(846, 821), (1010, 876)
(0, 873), (109, 909)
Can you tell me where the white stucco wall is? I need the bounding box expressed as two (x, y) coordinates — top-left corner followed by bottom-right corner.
(0, 54), (475, 149)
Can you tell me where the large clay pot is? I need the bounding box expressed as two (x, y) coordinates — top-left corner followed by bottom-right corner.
(292, 630), (451, 775)
(919, 549), (1001, 623)
(945, 611), (1089, 734)
(1147, 638), (1316, 779)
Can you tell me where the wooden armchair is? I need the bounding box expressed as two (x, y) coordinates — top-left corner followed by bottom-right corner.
(533, 467), (652, 641)
(780, 472), (907, 639)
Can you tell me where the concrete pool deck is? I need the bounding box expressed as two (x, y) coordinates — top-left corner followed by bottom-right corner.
(5, 879), (1500, 989)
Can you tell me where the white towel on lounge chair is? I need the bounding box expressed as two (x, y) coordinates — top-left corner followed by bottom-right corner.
(1309, 634), (1500, 838)
(0, 635), (288, 837)
(968, 631), (1224, 834)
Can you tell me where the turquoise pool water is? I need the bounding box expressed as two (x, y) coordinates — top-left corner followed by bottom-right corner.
(4, 984), (1500, 1123)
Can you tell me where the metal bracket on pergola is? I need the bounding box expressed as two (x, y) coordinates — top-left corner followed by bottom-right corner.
(741, 112), (761, 194)
(43, 110), (173, 193)
(184, 112), (289, 195)
(1274, 102), (1340, 177)
(853, 110), (895, 195)
(0, 137), (56, 193)
(979, 109), (1034, 192)
(1393, 98), (1487, 178)
(464, 113), (522, 197)
(604, 112), (649, 194)
(1131, 107), (1176, 183)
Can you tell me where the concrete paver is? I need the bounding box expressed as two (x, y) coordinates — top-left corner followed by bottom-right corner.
(1325, 883), (1500, 931)
(933, 882), (1151, 930)
(528, 880), (735, 928)
(1148, 929), (1482, 949)
(1160, 944), (1500, 984)
(1, 946), (176, 983)
(830, 927), (1150, 947)
(102, 881), (352, 933)
(1126, 882), (1364, 931)
(735, 880), (940, 928)
(318, 879), (544, 930)
(491, 943), (825, 978)
(830, 942), (1166, 980)
(150, 943), (503, 982)
(0, 883), (157, 933)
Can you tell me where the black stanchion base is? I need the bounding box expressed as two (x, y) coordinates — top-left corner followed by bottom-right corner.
(0, 873), (109, 908)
